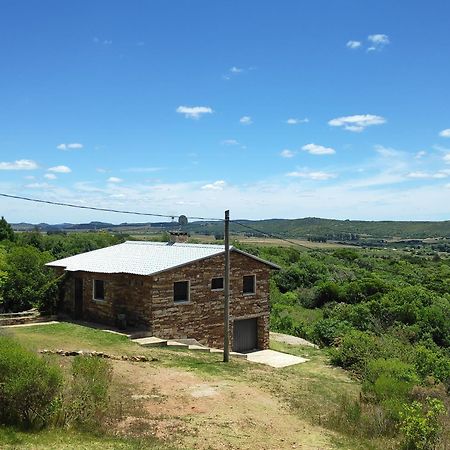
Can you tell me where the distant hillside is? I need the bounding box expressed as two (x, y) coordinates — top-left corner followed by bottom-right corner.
(11, 217), (450, 240)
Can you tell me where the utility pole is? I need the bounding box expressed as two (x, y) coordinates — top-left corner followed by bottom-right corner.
(223, 210), (230, 362)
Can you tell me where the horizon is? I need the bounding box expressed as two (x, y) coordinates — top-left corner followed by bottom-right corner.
(1, 1), (450, 223)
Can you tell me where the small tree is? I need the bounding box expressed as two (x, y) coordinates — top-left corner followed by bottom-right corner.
(0, 216), (14, 242)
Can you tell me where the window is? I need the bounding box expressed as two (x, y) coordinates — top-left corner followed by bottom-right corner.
(211, 277), (224, 291)
(243, 275), (256, 295)
(93, 279), (105, 301)
(173, 280), (190, 303)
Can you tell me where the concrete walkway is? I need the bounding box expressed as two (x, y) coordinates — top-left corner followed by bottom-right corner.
(246, 349), (308, 368)
(270, 332), (319, 348)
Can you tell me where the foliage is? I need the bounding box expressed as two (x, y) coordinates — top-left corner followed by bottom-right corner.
(0, 217), (15, 242)
(62, 356), (113, 429)
(0, 336), (62, 429)
(399, 398), (445, 450)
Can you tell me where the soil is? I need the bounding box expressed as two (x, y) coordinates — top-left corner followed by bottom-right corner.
(113, 360), (336, 450)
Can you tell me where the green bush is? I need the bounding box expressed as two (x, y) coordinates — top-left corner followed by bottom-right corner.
(312, 318), (352, 347)
(399, 397), (445, 450)
(63, 356), (113, 429)
(0, 336), (62, 429)
(329, 330), (378, 375)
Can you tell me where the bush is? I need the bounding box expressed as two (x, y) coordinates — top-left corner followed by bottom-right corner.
(330, 330), (378, 375)
(0, 336), (62, 429)
(63, 356), (113, 429)
(399, 397), (445, 450)
(312, 318), (352, 347)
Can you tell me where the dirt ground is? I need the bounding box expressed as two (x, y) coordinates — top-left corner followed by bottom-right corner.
(114, 361), (336, 450)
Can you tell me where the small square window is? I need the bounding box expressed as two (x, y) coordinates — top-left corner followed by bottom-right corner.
(211, 277), (224, 291)
(174, 281), (189, 303)
(93, 279), (105, 301)
(243, 275), (255, 295)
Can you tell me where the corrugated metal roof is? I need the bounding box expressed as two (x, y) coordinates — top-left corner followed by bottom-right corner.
(46, 241), (228, 276)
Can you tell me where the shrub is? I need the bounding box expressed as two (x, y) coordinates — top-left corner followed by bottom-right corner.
(0, 336), (62, 429)
(63, 356), (113, 429)
(399, 398), (445, 450)
(312, 317), (352, 347)
(329, 330), (378, 375)
(313, 281), (342, 307)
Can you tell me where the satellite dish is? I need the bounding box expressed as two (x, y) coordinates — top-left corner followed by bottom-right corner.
(178, 215), (188, 226)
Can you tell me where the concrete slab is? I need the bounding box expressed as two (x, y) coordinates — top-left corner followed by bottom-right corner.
(132, 337), (168, 347)
(246, 349), (308, 368)
(188, 344), (210, 352)
(166, 340), (189, 349)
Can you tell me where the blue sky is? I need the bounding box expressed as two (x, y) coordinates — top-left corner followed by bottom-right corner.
(1, 0), (450, 223)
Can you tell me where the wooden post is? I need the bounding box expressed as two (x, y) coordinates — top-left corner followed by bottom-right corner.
(223, 210), (230, 362)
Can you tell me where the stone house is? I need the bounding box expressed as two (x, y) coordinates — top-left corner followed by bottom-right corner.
(47, 240), (279, 352)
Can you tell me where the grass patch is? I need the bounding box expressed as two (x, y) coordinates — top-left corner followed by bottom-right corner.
(0, 426), (178, 449)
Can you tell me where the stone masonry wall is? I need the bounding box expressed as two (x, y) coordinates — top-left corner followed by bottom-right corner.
(150, 251), (272, 349)
(58, 250), (273, 349)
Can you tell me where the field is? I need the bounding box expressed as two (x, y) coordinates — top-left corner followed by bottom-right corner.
(0, 322), (384, 450)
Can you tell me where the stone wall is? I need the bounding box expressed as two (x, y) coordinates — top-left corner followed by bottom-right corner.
(58, 250), (273, 349)
(149, 251), (272, 350)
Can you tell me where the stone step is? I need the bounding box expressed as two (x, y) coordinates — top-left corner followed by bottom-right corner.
(166, 340), (189, 349)
(208, 348), (247, 359)
(132, 336), (168, 347)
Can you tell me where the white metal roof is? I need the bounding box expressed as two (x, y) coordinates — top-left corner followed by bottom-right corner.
(46, 241), (279, 276)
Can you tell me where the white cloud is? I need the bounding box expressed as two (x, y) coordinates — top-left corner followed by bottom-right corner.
(286, 118), (309, 125)
(286, 170), (336, 180)
(367, 34), (390, 52)
(346, 40), (362, 49)
(415, 151), (427, 159)
(439, 129), (450, 138)
(176, 106), (213, 119)
(96, 168), (108, 173)
(230, 66), (243, 73)
(48, 165), (71, 173)
(0, 159), (38, 170)
(57, 143), (83, 150)
(302, 143), (336, 155)
(328, 114), (386, 132)
(407, 171), (449, 179)
(221, 139), (240, 146)
(44, 173), (57, 180)
(107, 177), (123, 183)
(444, 153), (450, 164)
(201, 180), (226, 191)
(24, 182), (53, 189)
(280, 149), (295, 158)
(240, 116), (252, 125)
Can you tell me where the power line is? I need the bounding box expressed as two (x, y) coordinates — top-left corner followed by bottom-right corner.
(0, 193), (222, 222)
(1, 192), (309, 249)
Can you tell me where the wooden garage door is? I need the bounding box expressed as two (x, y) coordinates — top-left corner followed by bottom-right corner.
(233, 318), (258, 353)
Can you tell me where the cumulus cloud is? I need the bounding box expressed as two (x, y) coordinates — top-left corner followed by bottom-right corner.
(286, 118), (309, 125)
(57, 143), (83, 150)
(286, 170), (336, 180)
(439, 129), (450, 138)
(176, 106), (213, 119)
(201, 180), (226, 191)
(346, 40), (362, 49)
(302, 143), (336, 155)
(48, 165), (71, 173)
(0, 159), (38, 170)
(240, 116), (252, 125)
(107, 177), (123, 183)
(328, 114), (386, 132)
(280, 149), (295, 158)
(367, 34), (390, 51)
(44, 173), (57, 180)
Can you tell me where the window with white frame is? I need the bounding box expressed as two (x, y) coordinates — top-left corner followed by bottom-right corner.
(173, 280), (190, 303)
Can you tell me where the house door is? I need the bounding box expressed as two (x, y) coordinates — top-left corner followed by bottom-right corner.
(74, 278), (83, 319)
(232, 318), (258, 353)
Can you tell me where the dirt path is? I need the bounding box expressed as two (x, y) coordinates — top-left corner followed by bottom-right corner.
(113, 361), (336, 450)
